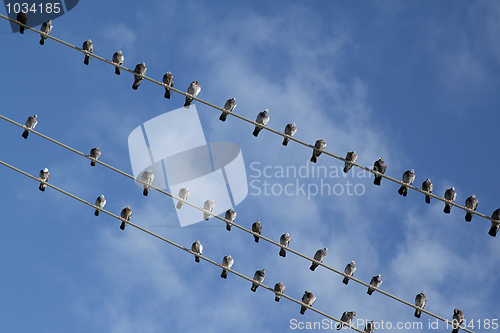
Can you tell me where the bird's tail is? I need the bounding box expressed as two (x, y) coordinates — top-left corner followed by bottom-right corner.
(251, 284), (257, 292)
(164, 89), (170, 99)
(204, 213), (209, 221)
(282, 138), (289, 146)
(336, 323), (342, 330)
(279, 248), (286, 257)
(300, 306), (306, 315)
(115, 67), (120, 75)
(221, 270), (228, 279)
(403, 188), (408, 197)
(343, 276), (349, 285)
(226, 223), (232, 231)
(444, 205), (451, 214)
(367, 288), (374, 295)
(414, 309), (421, 318)
(84, 55), (90, 65)
(488, 225), (498, 237)
(310, 263), (317, 271)
(120, 221), (126, 230)
(373, 176), (381, 186)
(22, 130), (29, 139)
(94, 209), (100, 216)
(398, 185), (405, 195)
(310, 155), (317, 163)
(176, 201), (183, 209)
(90, 160), (96, 166)
(132, 80), (141, 90)
(143, 188), (149, 196)
(219, 113), (227, 122)
(195, 256), (200, 263)
(39, 183), (46, 191)
(465, 212), (472, 222)
(275, 296), (280, 302)
(252, 127), (261, 137)
(40, 37), (45, 45)
(343, 165), (350, 173)
(425, 195), (431, 204)
(452, 327), (460, 333)
(20, 27), (25, 34)
(254, 236), (260, 243)
(184, 98), (192, 107)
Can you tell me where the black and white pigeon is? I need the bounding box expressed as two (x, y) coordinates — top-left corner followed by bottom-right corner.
(94, 195), (106, 216)
(38, 168), (50, 191)
(184, 81), (201, 107)
(112, 50), (124, 75)
(219, 98), (237, 122)
(279, 232), (291, 257)
(22, 115), (37, 139)
(17, 12), (28, 34)
(343, 151), (358, 174)
(310, 248), (327, 271)
(120, 205), (132, 230)
(141, 169), (154, 196)
(224, 208), (236, 231)
(364, 320), (375, 333)
(373, 157), (386, 186)
(367, 274), (382, 295)
(39, 20), (52, 45)
(342, 261), (356, 285)
(337, 311), (357, 330)
(310, 139), (327, 163)
(282, 123), (297, 146)
(300, 291), (316, 315)
(89, 147), (100, 166)
(191, 240), (203, 263)
(203, 199), (215, 220)
(252, 220), (262, 243)
(414, 291), (427, 318)
(398, 169), (415, 197)
(252, 109), (270, 137)
(488, 209), (500, 237)
(451, 309), (465, 333)
(422, 179), (433, 204)
(251, 269), (266, 292)
(82, 39), (93, 65)
(132, 62), (147, 90)
(176, 187), (190, 209)
(274, 282), (286, 302)
(464, 194), (478, 222)
(162, 71), (174, 99)
(444, 187), (457, 214)
(220, 255), (234, 279)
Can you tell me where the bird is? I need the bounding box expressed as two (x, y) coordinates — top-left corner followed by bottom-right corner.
(464, 194), (478, 222)
(224, 208), (236, 231)
(279, 233), (291, 257)
(89, 147), (101, 166)
(16, 12), (27, 34)
(398, 169), (415, 197)
(373, 157), (386, 186)
(22, 115), (37, 139)
(367, 274), (382, 295)
(219, 98), (237, 122)
(343, 151), (358, 173)
(342, 261), (356, 285)
(451, 308), (465, 333)
(310, 139), (327, 163)
(300, 291), (316, 315)
(39, 20), (52, 45)
(162, 71), (174, 99)
(444, 187), (457, 214)
(220, 255), (234, 279)
(310, 248), (327, 271)
(252, 220), (262, 243)
(184, 81), (201, 107)
(38, 168), (50, 191)
(112, 50), (124, 75)
(251, 269), (266, 292)
(337, 311), (357, 330)
(422, 179), (433, 204)
(414, 291), (427, 318)
(120, 205), (132, 230)
(94, 195), (106, 216)
(274, 282), (285, 302)
(282, 123), (297, 146)
(203, 199), (215, 220)
(176, 187), (190, 209)
(132, 62), (147, 90)
(488, 209), (500, 237)
(364, 321), (375, 333)
(82, 39), (93, 65)
(191, 240), (203, 263)
(252, 109), (270, 137)
(141, 169), (154, 196)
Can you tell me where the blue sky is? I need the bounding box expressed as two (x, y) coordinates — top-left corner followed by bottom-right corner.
(1, 1), (500, 332)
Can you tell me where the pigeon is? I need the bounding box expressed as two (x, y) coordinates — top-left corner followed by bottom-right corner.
(451, 308), (465, 333)
(252, 109), (270, 137)
(191, 240), (203, 263)
(184, 81), (201, 107)
(342, 261), (356, 285)
(251, 269), (266, 292)
(120, 205), (132, 230)
(140, 169), (154, 196)
(282, 123), (297, 146)
(343, 151), (358, 174)
(274, 282), (286, 302)
(82, 39), (93, 65)
(422, 179), (433, 204)
(22, 115), (37, 139)
(310, 139), (327, 163)
(112, 50), (124, 75)
(89, 147), (101, 166)
(367, 274), (382, 295)
(39, 20), (52, 45)
(203, 199), (215, 220)
(414, 291), (427, 318)
(176, 187), (190, 209)
(373, 157), (386, 186)
(224, 208), (236, 231)
(443, 187), (457, 214)
(464, 194), (478, 222)
(488, 209), (500, 237)
(17, 12), (27, 34)
(220, 255), (234, 279)
(364, 320), (375, 333)
(300, 291), (316, 315)
(38, 168), (50, 191)
(310, 248), (327, 271)
(337, 311), (357, 330)
(252, 220), (262, 243)
(162, 71), (174, 99)
(279, 233), (291, 257)
(94, 194), (106, 216)
(219, 98), (237, 122)
(398, 169), (415, 197)
(132, 62), (147, 90)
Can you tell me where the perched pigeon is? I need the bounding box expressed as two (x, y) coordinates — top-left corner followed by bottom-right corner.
(184, 81), (201, 107)
(191, 240), (203, 263)
(251, 269), (266, 292)
(176, 187), (190, 209)
(112, 50), (124, 75)
(220, 255), (234, 279)
(310, 139), (327, 163)
(464, 194), (478, 222)
(141, 169), (154, 196)
(162, 71), (174, 99)
(488, 209), (500, 237)
(38, 168), (50, 191)
(94, 194), (106, 216)
(367, 274), (382, 295)
(39, 20), (52, 45)
(282, 123), (297, 146)
(342, 261), (356, 285)
(451, 308), (465, 333)
(274, 282), (286, 302)
(82, 39), (93, 65)
(444, 187), (457, 214)
(300, 291), (316, 315)
(17, 12), (27, 34)
(364, 320), (375, 333)
(89, 147), (101, 166)
(414, 291), (427, 318)
(203, 199), (215, 220)
(373, 157), (386, 186)
(343, 151), (358, 174)
(398, 169), (415, 197)
(252, 220), (262, 243)
(252, 109), (270, 137)
(224, 208), (236, 231)
(337, 311), (357, 330)
(279, 232), (291, 257)
(120, 205), (132, 230)
(132, 62), (147, 90)
(22, 115), (37, 139)
(310, 248), (327, 271)
(220, 98), (237, 122)
(422, 179), (433, 204)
